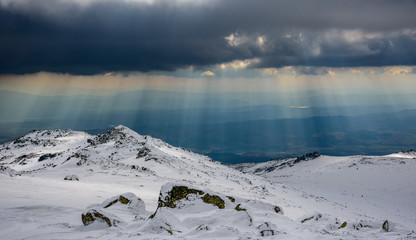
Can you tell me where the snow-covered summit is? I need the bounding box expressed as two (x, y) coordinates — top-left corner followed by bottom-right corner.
(0, 125), (211, 173)
(92, 125), (147, 145)
(385, 149), (416, 158)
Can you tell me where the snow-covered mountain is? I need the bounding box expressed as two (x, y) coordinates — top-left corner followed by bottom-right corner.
(0, 126), (415, 239)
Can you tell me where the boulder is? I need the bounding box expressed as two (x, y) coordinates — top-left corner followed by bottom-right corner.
(81, 192), (148, 227)
(382, 220), (391, 232)
(64, 174), (79, 181)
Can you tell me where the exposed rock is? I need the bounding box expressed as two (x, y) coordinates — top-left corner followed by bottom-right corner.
(81, 192), (148, 227)
(300, 213), (322, 223)
(74, 153), (88, 166)
(293, 151), (321, 164)
(257, 222), (277, 237)
(0, 166), (19, 177)
(144, 183), (284, 236)
(158, 185), (205, 209)
(137, 147), (150, 158)
(227, 196), (235, 202)
(82, 209), (120, 227)
(38, 153), (57, 162)
(382, 220), (390, 232)
(64, 174), (79, 181)
(274, 206), (282, 214)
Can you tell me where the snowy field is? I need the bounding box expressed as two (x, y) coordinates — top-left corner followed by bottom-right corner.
(0, 126), (415, 239)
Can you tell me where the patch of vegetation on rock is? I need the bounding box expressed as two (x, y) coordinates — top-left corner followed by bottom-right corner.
(301, 213), (322, 223)
(160, 186), (205, 208)
(201, 194), (225, 209)
(82, 192), (147, 227)
(235, 204), (246, 211)
(338, 221), (347, 229)
(301, 216), (314, 223)
(102, 193), (140, 209)
(227, 196), (235, 202)
(82, 209), (117, 227)
(149, 211), (157, 219)
(234, 204), (252, 223)
(119, 195), (131, 204)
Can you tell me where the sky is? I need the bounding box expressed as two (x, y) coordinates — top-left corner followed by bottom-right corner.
(0, 0), (416, 158)
(0, 0), (415, 92)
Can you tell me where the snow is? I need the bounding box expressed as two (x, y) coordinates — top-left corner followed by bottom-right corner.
(261, 155), (416, 229)
(0, 125), (415, 239)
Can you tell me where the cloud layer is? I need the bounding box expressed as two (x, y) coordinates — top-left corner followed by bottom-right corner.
(0, 0), (415, 74)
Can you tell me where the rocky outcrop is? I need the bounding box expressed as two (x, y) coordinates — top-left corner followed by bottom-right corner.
(0, 166), (19, 177)
(64, 174), (79, 181)
(81, 192), (148, 227)
(141, 183), (284, 237)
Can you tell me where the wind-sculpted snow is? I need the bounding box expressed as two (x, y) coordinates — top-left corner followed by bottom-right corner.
(137, 183), (285, 238)
(0, 126), (415, 239)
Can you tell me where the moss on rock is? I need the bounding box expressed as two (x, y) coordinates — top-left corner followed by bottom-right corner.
(234, 204), (252, 223)
(119, 195), (131, 204)
(201, 194), (225, 209)
(160, 186), (205, 208)
(338, 221), (347, 229)
(149, 211), (157, 219)
(301, 216), (314, 223)
(235, 204), (246, 212)
(227, 196), (235, 203)
(301, 214), (321, 223)
(82, 210), (115, 227)
(81, 212), (95, 225)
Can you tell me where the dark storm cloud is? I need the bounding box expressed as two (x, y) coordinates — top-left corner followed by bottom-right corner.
(0, 0), (415, 74)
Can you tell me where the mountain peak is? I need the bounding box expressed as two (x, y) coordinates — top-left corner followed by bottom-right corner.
(112, 125), (130, 131)
(93, 125), (146, 146)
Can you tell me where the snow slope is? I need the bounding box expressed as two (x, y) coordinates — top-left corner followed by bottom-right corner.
(0, 126), (415, 239)
(233, 152), (416, 231)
